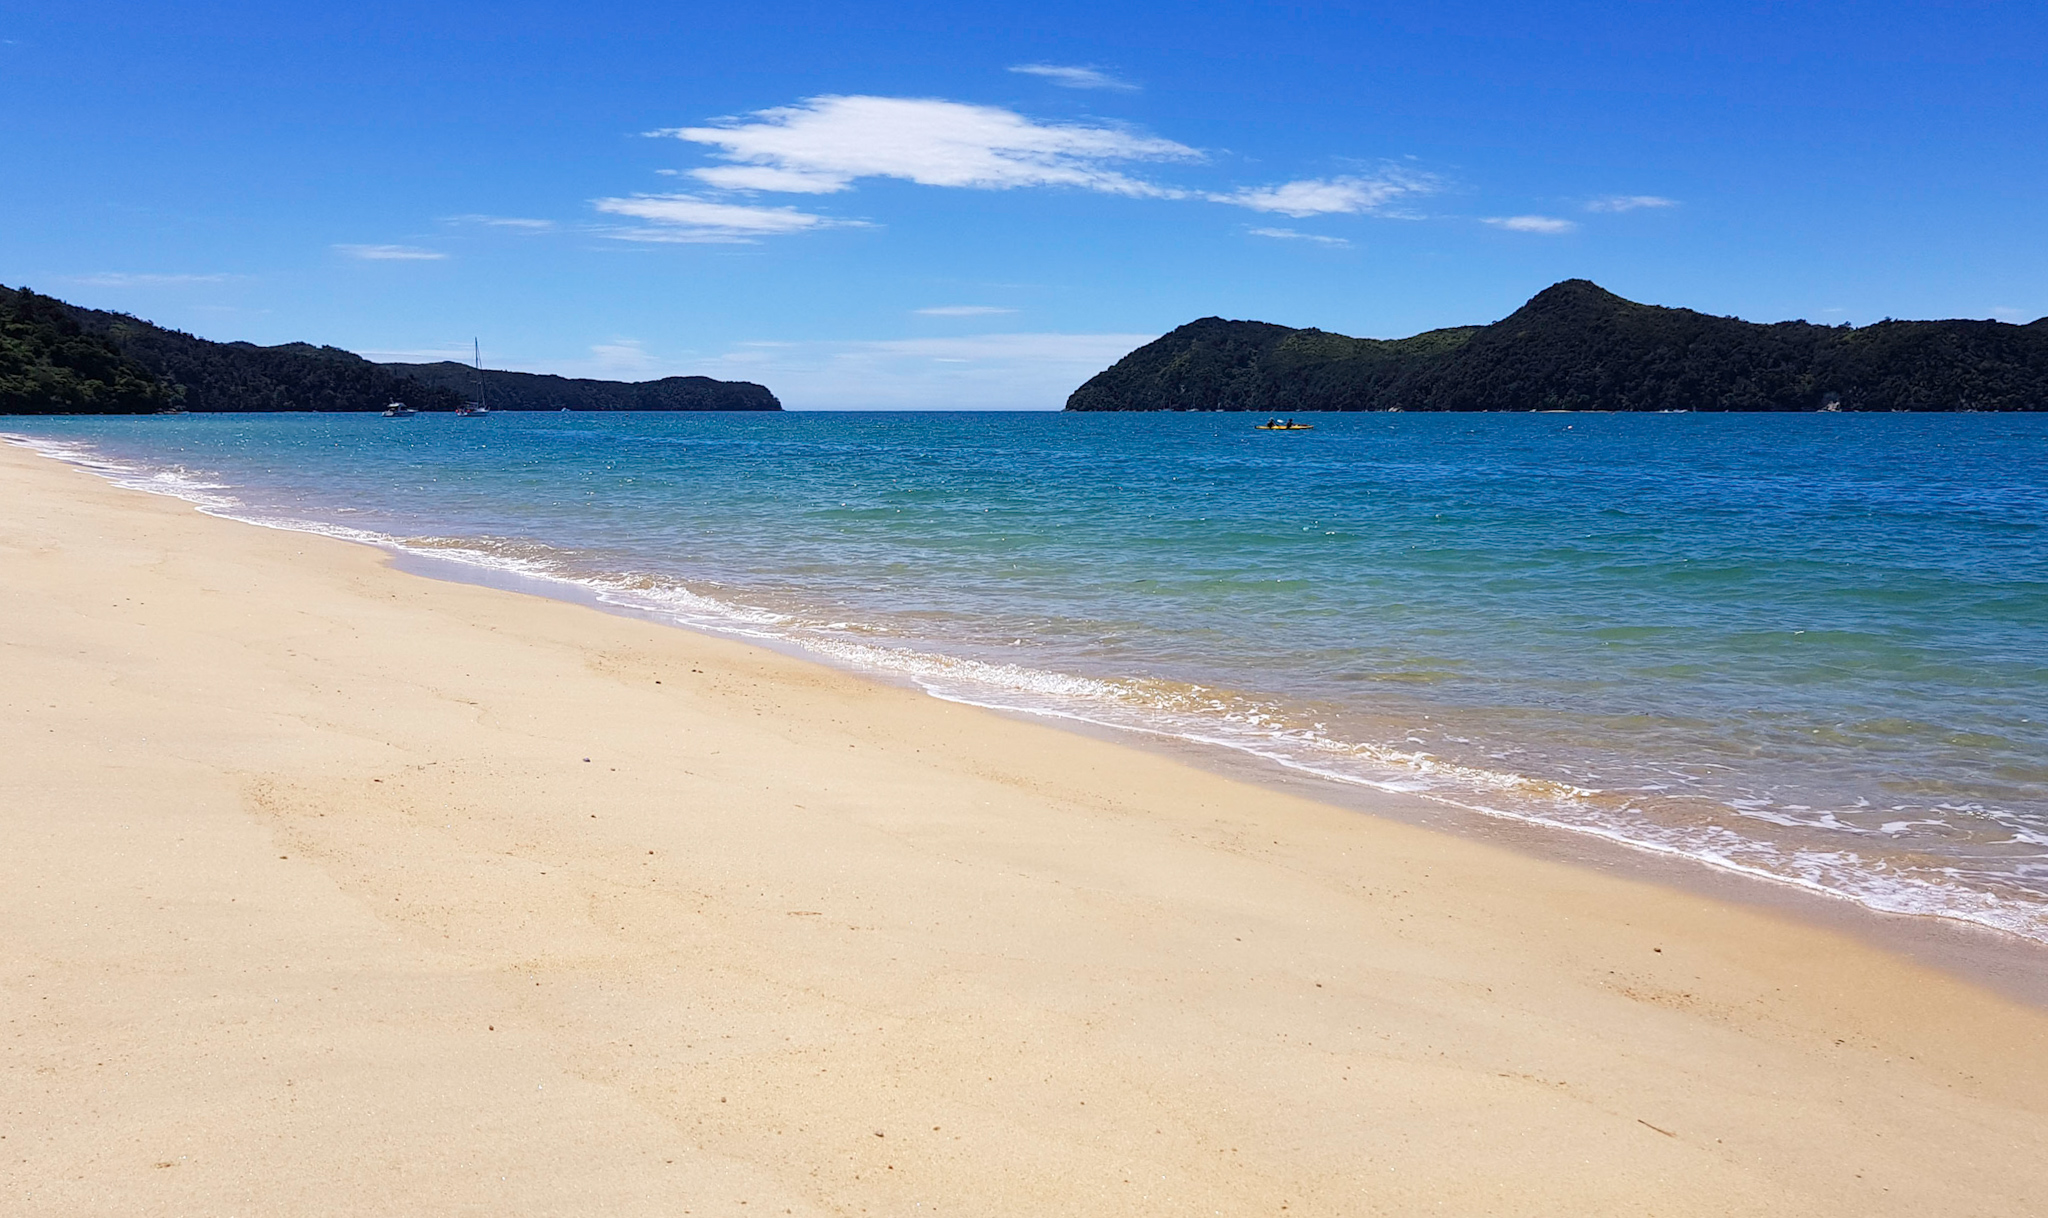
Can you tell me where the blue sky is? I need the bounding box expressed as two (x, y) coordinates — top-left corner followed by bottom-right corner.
(4, 1), (2044, 407)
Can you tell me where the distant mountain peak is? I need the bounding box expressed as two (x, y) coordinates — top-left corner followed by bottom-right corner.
(1066, 281), (2048, 413)
(1508, 279), (1638, 319)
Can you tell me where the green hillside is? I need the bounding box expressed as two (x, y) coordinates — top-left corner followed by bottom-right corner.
(1, 286), (175, 414)
(382, 361), (779, 411)
(1, 285), (779, 414)
(1067, 280), (2048, 412)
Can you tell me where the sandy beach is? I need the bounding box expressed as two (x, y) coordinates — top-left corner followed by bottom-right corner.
(4, 438), (2046, 1216)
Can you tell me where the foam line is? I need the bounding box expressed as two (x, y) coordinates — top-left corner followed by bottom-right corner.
(9, 429), (2044, 944)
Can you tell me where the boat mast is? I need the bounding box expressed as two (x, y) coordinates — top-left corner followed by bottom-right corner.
(472, 338), (489, 411)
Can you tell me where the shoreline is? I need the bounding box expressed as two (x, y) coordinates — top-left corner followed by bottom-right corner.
(16, 415), (2048, 958)
(395, 540), (2048, 1010)
(14, 422), (2048, 965)
(6, 439), (2048, 1214)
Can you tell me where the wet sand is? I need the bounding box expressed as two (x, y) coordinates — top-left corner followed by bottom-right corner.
(4, 440), (2046, 1216)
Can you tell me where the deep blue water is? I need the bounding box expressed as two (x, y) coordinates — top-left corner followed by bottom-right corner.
(11, 411), (2047, 939)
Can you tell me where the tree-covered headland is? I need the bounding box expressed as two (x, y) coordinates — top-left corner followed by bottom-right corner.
(2, 287), (176, 414)
(1067, 280), (2048, 412)
(0, 285), (781, 414)
(380, 361), (780, 411)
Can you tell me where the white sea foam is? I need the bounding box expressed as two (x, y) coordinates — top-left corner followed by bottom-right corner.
(10, 430), (2047, 944)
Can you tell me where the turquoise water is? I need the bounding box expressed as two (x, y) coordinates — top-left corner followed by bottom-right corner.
(10, 411), (2048, 939)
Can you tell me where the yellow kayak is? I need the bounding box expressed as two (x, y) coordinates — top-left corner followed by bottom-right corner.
(1255, 423), (1315, 430)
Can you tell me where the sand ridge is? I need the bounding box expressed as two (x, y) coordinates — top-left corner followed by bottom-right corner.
(4, 441), (2045, 1216)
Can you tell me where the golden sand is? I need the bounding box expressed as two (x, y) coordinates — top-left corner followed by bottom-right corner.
(4, 441), (2045, 1215)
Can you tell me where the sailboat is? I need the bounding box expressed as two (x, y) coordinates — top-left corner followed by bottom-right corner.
(456, 339), (492, 416)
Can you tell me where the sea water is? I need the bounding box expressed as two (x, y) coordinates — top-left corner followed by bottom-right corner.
(10, 411), (2047, 941)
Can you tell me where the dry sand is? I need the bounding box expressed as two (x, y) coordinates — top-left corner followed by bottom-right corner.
(4, 439), (2046, 1216)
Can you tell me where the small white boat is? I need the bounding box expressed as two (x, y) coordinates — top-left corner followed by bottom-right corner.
(381, 402), (416, 418)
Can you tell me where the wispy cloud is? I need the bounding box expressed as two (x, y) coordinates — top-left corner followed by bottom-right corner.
(654, 95), (1198, 198)
(359, 330), (1158, 406)
(65, 272), (243, 287)
(587, 338), (665, 377)
(1214, 169), (1437, 217)
(1247, 227), (1351, 247)
(624, 93), (1458, 246)
(591, 193), (861, 243)
(914, 305), (1017, 316)
(369, 340), (681, 382)
(444, 214), (557, 230)
(355, 347), (474, 362)
(335, 243), (448, 260)
(693, 331), (1158, 409)
(685, 165), (856, 194)
(1008, 63), (1138, 91)
(1585, 195), (1678, 213)
(1482, 215), (1577, 234)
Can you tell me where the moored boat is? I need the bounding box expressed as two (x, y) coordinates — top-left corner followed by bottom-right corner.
(458, 339), (492, 416)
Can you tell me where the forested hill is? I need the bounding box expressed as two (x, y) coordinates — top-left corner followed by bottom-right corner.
(2, 285), (465, 414)
(1066, 280), (2048, 412)
(380, 362), (779, 411)
(0, 284), (779, 414)
(2, 286), (175, 414)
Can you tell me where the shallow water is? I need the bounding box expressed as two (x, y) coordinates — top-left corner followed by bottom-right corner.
(11, 410), (2047, 940)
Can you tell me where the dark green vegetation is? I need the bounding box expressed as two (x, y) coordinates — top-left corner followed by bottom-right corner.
(1067, 280), (2048, 412)
(3, 284), (465, 414)
(2, 287), (176, 414)
(381, 362), (779, 411)
(0, 285), (779, 414)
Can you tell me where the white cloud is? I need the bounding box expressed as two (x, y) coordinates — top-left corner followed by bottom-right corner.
(355, 347), (472, 362)
(1214, 170), (1436, 217)
(1008, 63), (1138, 91)
(359, 330), (1154, 406)
(1585, 195), (1678, 213)
(914, 305), (1017, 316)
(335, 244), (448, 260)
(398, 343), (670, 381)
(445, 214), (557, 230)
(688, 164), (853, 194)
(587, 339), (664, 378)
(1247, 227), (1351, 247)
(655, 95), (1198, 198)
(591, 193), (860, 243)
(691, 332), (1157, 409)
(66, 272), (242, 287)
(1482, 215), (1577, 234)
